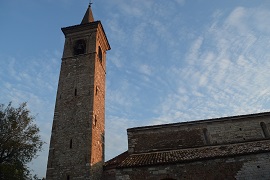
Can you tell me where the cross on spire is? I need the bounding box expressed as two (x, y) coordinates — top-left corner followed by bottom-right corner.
(89, 0), (93, 7)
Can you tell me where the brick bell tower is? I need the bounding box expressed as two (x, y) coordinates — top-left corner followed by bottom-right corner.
(46, 5), (110, 180)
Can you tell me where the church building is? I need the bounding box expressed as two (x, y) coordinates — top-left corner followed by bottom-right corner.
(46, 5), (270, 180)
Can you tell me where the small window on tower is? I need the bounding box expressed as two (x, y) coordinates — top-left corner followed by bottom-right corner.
(93, 115), (97, 126)
(74, 88), (77, 96)
(74, 39), (86, 55)
(98, 46), (102, 63)
(96, 86), (99, 95)
(70, 139), (72, 149)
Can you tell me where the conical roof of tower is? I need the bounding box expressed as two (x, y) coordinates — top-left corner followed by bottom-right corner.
(81, 5), (94, 24)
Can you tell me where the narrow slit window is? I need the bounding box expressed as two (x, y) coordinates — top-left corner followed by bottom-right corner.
(67, 175), (70, 180)
(96, 86), (98, 95)
(98, 46), (102, 63)
(70, 139), (72, 149)
(260, 122), (270, 138)
(74, 88), (77, 96)
(93, 115), (97, 126)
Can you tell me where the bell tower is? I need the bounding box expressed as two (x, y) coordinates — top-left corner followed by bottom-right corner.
(46, 5), (110, 180)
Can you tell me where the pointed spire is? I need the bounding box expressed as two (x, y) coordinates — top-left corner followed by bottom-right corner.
(81, 4), (94, 24)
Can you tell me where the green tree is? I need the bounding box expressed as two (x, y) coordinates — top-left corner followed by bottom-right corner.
(0, 102), (44, 179)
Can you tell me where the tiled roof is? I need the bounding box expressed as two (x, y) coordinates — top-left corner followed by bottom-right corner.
(104, 151), (129, 169)
(104, 140), (270, 169)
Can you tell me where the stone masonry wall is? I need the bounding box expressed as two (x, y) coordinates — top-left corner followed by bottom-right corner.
(47, 52), (96, 180)
(128, 114), (270, 153)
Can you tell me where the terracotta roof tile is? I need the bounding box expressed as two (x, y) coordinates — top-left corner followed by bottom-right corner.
(104, 151), (129, 169)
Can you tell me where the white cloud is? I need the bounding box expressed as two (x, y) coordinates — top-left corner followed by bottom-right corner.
(138, 64), (152, 76)
(225, 7), (248, 33)
(225, 6), (270, 35)
(109, 51), (124, 68)
(187, 36), (204, 65)
(132, 22), (147, 49)
(175, 0), (185, 5)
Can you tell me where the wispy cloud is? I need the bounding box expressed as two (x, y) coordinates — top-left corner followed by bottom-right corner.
(138, 64), (152, 76)
(147, 6), (270, 126)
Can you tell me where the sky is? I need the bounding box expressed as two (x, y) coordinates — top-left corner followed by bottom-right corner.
(1, 0), (270, 178)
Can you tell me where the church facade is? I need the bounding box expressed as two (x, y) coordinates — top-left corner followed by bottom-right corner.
(46, 6), (270, 180)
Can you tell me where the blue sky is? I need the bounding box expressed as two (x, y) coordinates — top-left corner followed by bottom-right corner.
(1, 0), (270, 178)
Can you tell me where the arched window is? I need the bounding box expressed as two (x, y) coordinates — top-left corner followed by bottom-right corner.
(98, 46), (102, 63)
(260, 122), (270, 138)
(74, 39), (86, 55)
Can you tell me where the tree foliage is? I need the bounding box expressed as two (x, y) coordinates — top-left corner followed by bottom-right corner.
(0, 102), (44, 179)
